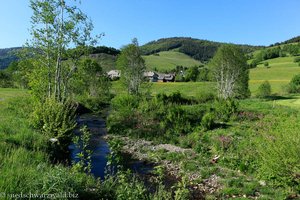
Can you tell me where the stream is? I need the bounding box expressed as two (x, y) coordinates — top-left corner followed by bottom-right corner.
(69, 113), (155, 179)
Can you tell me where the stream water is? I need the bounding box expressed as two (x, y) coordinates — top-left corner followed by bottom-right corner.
(69, 113), (155, 179)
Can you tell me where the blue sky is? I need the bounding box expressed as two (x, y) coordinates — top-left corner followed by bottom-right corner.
(0, 0), (300, 48)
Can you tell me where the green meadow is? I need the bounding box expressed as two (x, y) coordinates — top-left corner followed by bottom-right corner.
(143, 51), (201, 72)
(249, 56), (300, 94)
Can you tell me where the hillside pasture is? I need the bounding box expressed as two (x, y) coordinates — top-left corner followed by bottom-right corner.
(143, 51), (201, 72)
(249, 56), (300, 94)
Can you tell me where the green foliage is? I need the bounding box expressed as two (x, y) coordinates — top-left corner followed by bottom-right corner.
(114, 170), (148, 200)
(108, 92), (206, 143)
(162, 106), (192, 138)
(0, 93), (107, 200)
(282, 43), (300, 56)
(28, 0), (98, 102)
(249, 59), (258, 68)
(214, 99), (239, 122)
(290, 74), (300, 85)
(184, 65), (200, 82)
(201, 112), (215, 131)
(264, 61), (269, 67)
(286, 74), (300, 93)
(71, 58), (112, 111)
(31, 98), (76, 161)
(257, 81), (271, 98)
(173, 176), (190, 200)
(156, 91), (192, 104)
(255, 47), (281, 62)
(73, 126), (93, 174)
(117, 39), (146, 95)
(107, 137), (124, 167)
(88, 46), (120, 55)
(108, 94), (140, 136)
(210, 44), (250, 99)
(196, 92), (215, 103)
(0, 70), (13, 87)
(293, 57), (300, 63)
(141, 37), (261, 62)
(255, 115), (300, 191)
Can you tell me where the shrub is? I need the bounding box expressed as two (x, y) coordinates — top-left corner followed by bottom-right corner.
(255, 116), (300, 191)
(201, 112), (215, 131)
(111, 94), (140, 111)
(162, 106), (192, 138)
(107, 94), (140, 136)
(196, 92), (215, 103)
(290, 74), (300, 85)
(249, 60), (258, 68)
(156, 91), (191, 105)
(286, 74), (300, 93)
(31, 98), (76, 162)
(257, 81), (271, 98)
(214, 99), (239, 122)
(294, 57), (300, 63)
(264, 62), (269, 67)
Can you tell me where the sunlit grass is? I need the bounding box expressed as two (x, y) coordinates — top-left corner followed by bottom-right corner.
(249, 56), (300, 94)
(143, 51), (201, 72)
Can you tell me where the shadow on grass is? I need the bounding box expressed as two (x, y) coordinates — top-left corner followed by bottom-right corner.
(212, 122), (231, 130)
(264, 95), (298, 101)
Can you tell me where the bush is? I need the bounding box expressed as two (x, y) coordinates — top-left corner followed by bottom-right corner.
(257, 81), (271, 98)
(161, 106), (192, 139)
(201, 112), (215, 130)
(249, 60), (258, 68)
(107, 94), (140, 136)
(214, 99), (239, 122)
(294, 57), (300, 63)
(286, 74), (300, 93)
(264, 62), (269, 67)
(255, 116), (300, 191)
(156, 91), (191, 105)
(31, 98), (76, 162)
(290, 74), (300, 85)
(196, 92), (215, 103)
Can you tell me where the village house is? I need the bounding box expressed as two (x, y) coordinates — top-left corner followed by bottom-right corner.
(157, 73), (176, 82)
(107, 70), (121, 79)
(143, 71), (159, 82)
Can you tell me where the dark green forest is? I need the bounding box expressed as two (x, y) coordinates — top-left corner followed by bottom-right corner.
(140, 37), (263, 62)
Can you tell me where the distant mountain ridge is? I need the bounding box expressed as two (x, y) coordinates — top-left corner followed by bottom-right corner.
(270, 35), (300, 46)
(0, 47), (21, 69)
(141, 37), (264, 62)
(1, 35), (299, 70)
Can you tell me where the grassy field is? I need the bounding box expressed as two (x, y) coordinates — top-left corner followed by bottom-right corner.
(111, 81), (215, 98)
(249, 56), (300, 94)
(143, 51), (201, 72)
(271, 94), (300, 108)
(0, 88), (29, 101)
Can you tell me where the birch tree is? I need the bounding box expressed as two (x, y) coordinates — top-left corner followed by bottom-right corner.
(28, 0), (98, 102)
(117, 39), (146, 95)
(210, 45), (250, 99)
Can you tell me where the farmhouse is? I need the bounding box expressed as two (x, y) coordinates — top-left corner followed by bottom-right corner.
(157, 73), (175, 82)
(144, 71), (159, 82)
(107, 70), (121, 79)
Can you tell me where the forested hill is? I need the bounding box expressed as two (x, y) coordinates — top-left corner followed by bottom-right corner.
(0, 46), (120, 70)
(270, 35), (300, 46)
(141, 37), (263, 62)
(0, 47), (21, 69)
